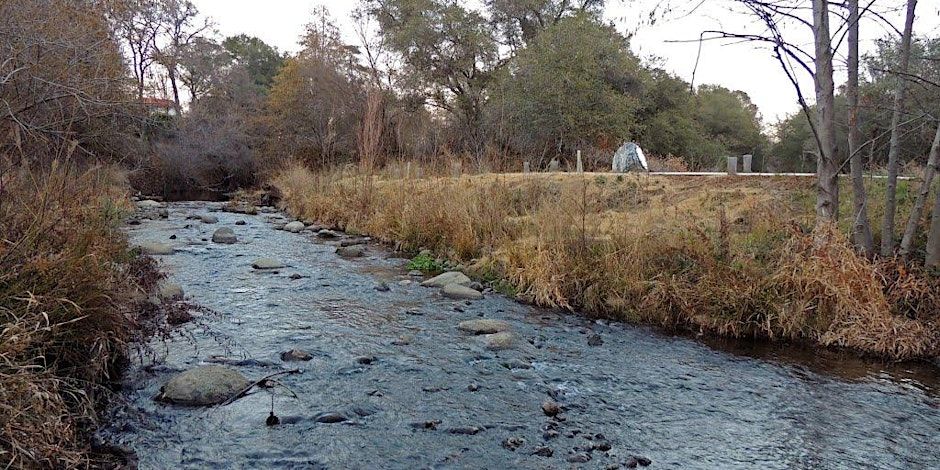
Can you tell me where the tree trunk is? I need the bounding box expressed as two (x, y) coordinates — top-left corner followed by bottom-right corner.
(812, 0), (839, 226)
(926, 185), (940, 268)
(880, 0), (917, 256)
(168, 65), (182, 113)
(900, 122), (940, 257)
(847, 0), (874, 255)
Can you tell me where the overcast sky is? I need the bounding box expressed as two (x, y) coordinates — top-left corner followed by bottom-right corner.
(192, 0), (940, 126)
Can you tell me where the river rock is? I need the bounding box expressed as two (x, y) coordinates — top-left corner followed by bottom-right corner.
(136, 199), (163, 209)
(457, 319), (511, 335)
(336, 245), (366, 258)
(235, 220), (247, 226)
(157, 281), (184, 301)
(442, 283), (483, 300)
(199, 214), (219, 224)
(531, 446), (553, 457)
(211, 227), (237, 244)
(567, 452), (591, 463)
(158, 366), (249, 406)
(314, 412), (347, 424)
(137, 241), (174, 255)
(316, 229), (339, 239)
(481, 332), (514, 350)
(587, 334), (604, 347)
(252, 258), (286, 270)
(284, 221), (305, 233)
(280, 349), (313, 361)
(541, 399), (561, 417)
(420, 271), (471, 288)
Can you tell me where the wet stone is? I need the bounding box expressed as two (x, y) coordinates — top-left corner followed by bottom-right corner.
(280, 349), (313, 362)
(447, 426), (483, 435)
(542, 400), (562, 417)
(199, 214), (218, 224)
(458, 319), (511, 335)
(355, 355), (375, 365)
(531, 446), (553, 457)
(336, 245), (366, 258)
(374, 282), (390, 292)
(411, 420), (441, 430)
(252, 258), (285, 270)
(567, 452), (592, 463)
(588, 334), (604, 347)
(212, 227), (237, 244)
(442, 283), (484, 300)
(158, 366), (249, 406)
(235, 220), (247, 225)
(502, 436), (525, 451)
(314, 412), (347, 424)
(284, 221), (305, 233)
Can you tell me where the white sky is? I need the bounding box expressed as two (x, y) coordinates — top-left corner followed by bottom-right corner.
(192, 0), (940, 125)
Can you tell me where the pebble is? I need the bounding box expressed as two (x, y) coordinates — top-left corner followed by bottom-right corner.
(235, 220), (246, 225)
(588, 334), (604, 346)
(542, 400), (561, 416)
(374, 282), (390, 292)
(467, 383), (480, 392)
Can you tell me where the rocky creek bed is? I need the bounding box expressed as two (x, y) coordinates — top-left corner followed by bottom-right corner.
(101, 201), (940, 469)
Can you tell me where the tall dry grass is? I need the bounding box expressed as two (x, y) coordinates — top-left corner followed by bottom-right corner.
(0, 160), (148, 467)
(272, 164), (940, 359)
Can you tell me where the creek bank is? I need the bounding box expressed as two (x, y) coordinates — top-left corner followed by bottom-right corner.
(101, 201), (940, 469)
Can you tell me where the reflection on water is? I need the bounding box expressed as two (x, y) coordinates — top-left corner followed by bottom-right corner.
(102, 202), (940, 469)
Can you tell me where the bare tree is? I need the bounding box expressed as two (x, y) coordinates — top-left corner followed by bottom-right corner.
(880, 0), (917, 256)
(846, 0), (874, 254)
(153, 0), (211, 111)
(811, 0), (839, 224)
(900, 122), (940, 258)
(113, 0), (162, 99)
(927, 185), (940, 268)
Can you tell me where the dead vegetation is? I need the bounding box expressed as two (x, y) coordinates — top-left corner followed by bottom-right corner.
(0, 161), (156, 468)
(273, 164), (940, 360)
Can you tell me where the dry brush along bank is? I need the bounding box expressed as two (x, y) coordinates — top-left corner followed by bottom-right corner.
(271, 165), (940, 361)
(0, 163), (179, 468)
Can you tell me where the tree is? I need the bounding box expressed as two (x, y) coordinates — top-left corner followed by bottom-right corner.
(900, 123), (940, 258)
(485, 0), (605, 49)
(488, 13), (641, 161)
(811, 0), (840, 225)
(265, 11), (364, 166)
(112, 0), (162, 99)
(222, 34), (284, 91)
(846, 0), (874, 255)
(178, 37), (232, 104)
(1, 0), (131, 161)
(152, 0), (211, 111)
(368, 0), (499, 149)
(880, 0), (917, 256)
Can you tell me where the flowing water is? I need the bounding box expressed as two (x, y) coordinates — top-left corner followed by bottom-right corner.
(101, 202), (940, 469)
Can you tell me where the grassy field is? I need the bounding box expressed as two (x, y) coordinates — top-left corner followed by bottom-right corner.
(272, 164), (940, 360)
(0, 162), (156, 467)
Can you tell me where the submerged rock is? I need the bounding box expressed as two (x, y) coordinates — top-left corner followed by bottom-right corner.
(252, 258), (285, 270)
(158, 366), (249, 406)
(280, 349), (313, 362)
(421, 271), (471, 288)
(442, 283), (483, 300)
(137, 241), (174, 255)
(199, 214), (219, 224)
(211, 227), (237, 244)
(284, 221), (305, 233)
(457, 319), (511, 335)
(336, 245), (366, 258)
(587, 334), (604, 347)
(314, 412), (347, 424)
(541, 400), (561, 417)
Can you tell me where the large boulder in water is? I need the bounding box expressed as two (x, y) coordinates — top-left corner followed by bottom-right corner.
(421, 271), (471, 288)
(612, 142), (648, 172)
(336, 245), (366, 258)
(158, 366), (250, 406)
(211, 227), (237, 244)
(199, 214), (219, 224)
(284, 221), (305, 233)
(442, 283), (483, 300)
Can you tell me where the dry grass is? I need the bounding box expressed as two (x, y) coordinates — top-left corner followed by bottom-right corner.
(272, 164), (940, 359)
(0, 160), (149, 467)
